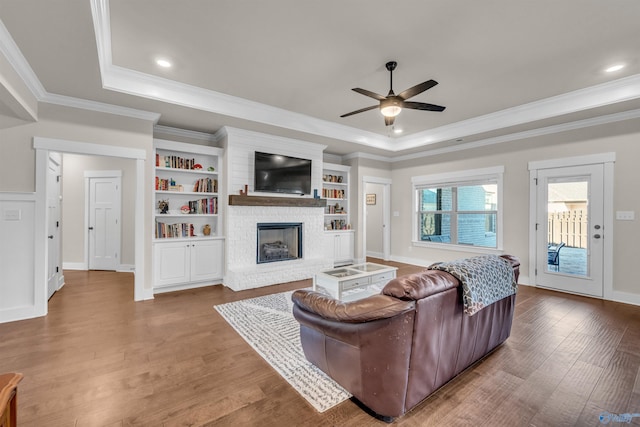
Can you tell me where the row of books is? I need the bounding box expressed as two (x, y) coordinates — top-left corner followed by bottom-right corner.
(326, 205), (346, 214)
(322, 188), (345, 199)
(156, 222), (195, 239)
(193, 178), (218, 193)
(326, 219), (349, 230)
(187, 197), (218, 214)
(156, 154), (197, 170)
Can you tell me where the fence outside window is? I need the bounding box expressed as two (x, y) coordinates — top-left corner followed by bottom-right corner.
(548, 209), (587, 248)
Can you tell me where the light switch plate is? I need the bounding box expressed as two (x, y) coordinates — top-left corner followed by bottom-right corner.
(616, 211), (635, 221)
(3, 209), (21, 220)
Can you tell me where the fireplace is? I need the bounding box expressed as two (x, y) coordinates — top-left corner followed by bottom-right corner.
(257, 223), (303, 264)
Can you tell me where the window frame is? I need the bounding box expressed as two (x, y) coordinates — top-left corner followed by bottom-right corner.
(411, 166), (504, 253)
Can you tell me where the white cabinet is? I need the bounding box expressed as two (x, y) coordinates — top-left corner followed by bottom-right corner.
(326, 230), (354, 267)
(154, 239), (224, 291)
(152, 139), (225, 292)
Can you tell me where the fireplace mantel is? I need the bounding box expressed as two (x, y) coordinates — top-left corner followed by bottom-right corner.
(228, 195), (327, 208)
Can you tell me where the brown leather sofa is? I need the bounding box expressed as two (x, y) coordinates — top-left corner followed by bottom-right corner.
(291, 255), (520, 420)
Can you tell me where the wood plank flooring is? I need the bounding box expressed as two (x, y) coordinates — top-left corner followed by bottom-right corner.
(1, 260), (639, 426)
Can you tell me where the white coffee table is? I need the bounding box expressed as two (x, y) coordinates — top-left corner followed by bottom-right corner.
(313, 262), (398, 301)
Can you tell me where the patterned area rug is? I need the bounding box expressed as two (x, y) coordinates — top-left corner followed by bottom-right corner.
(214, 290), (351, 412)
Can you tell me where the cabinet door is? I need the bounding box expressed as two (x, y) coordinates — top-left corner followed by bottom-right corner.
(154, 241), (190, 287)
(334, 233), (354, 263)
(190, 240), (224, 282)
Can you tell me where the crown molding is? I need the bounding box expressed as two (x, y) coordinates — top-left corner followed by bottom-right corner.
(0, 18), (46, 99)
(389, 107), (640, 163)
(392, 73), (640, 152)
(153, 124), (218, 142)
(41, 92), (160, 122)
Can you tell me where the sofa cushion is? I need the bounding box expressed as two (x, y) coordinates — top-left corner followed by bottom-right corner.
(382, 270), (459, 301)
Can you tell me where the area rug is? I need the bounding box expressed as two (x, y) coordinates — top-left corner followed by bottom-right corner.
(214, 290), (351, 412)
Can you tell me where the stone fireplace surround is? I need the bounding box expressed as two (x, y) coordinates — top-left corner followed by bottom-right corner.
(225, 203), (333, 291)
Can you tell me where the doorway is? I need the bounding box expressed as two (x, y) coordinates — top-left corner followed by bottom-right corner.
(34, 137), (146, 312)
(529, 153), (614, 299)
(362, 176), (391, 261)
(86, 172), (122, 270)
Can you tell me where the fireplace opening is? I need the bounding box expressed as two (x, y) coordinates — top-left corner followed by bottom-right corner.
(257, 223), (303, 264)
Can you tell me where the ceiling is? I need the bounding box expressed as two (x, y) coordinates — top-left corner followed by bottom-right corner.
(1, 0), (639, 157)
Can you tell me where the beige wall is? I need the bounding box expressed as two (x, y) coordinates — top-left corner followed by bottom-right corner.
(62, 154), (137, 266)
(389, 118), (640, 297)
(365, 182), (384, 255)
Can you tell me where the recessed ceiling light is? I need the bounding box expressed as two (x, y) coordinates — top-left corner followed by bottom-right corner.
(393, 128), (403, 134)
(605, 64), (625, 73)
(156, 58), (172, 68)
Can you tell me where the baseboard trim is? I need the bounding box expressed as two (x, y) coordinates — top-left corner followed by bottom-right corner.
(63, 262), (87, 270)
(612, 290), (640, 307)
(117, 264), (135, 272)
(153, 280), (223, 295)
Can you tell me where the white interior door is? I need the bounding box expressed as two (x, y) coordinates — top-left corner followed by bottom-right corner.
(47, 154), (61, 299)
(535, 164), (604, 297)
(88, 176), (121, 270)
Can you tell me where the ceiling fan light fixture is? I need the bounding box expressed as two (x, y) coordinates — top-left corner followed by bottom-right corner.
(380, 99), (402, 117)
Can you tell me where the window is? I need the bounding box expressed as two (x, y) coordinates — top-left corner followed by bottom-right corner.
(412, 167), (503, 250)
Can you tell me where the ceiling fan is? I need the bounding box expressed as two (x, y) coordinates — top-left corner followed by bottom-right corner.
(340, 61), (446, 126)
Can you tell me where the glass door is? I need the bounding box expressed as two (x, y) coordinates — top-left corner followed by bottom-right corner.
(535, 164), (604, 297)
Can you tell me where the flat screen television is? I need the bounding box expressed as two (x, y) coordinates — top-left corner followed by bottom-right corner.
(254, 152), (312, 195)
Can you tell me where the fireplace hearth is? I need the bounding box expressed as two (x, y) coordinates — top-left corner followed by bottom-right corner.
(257, 223), (303, 264)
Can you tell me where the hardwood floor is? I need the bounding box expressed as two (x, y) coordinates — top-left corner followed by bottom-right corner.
(1, 262), (639, 426)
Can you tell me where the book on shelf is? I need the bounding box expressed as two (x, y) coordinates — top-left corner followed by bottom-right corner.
(156, 222), (195, 238)
(193, 177), (218, 193)
(322, 188), (345, 199)
(188, 197), (218, 214)
(156, 154), (197, 170)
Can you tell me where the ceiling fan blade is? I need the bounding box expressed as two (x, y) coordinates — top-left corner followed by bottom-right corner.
(398, 79), (438, 100)
(352, 88), (387, 101)
(384, 116), (395, 126)
(402, 101), (446, 112)
(340, 105), (378, 118)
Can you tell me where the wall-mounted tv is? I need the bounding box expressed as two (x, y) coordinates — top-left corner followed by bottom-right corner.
(254, 152), (312, 195)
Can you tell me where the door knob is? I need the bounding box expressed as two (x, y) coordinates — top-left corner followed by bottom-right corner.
(48, 235), (54, 239)
(88, 226), (94, 230)
(594, 234), (601, 239)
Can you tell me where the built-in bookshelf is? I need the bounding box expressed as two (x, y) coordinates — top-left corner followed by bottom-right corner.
(322, 163), (350, 231)
(152, 139), (225, 293)
(153, 140), (222, 241)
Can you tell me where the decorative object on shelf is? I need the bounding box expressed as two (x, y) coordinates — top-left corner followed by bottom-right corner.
(366, 194), (376, 205)
(240, 184), (248, 196)
(203, 224), (211, 236)
(207, 166), (215, 171)
(158, 199), (169, 214)
(193, 163), (203, 169)
(314, 189), (319, 199)
(180, 205), (190, 214)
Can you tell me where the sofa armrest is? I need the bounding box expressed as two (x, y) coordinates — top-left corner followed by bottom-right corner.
(291, 289), (414, 323)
